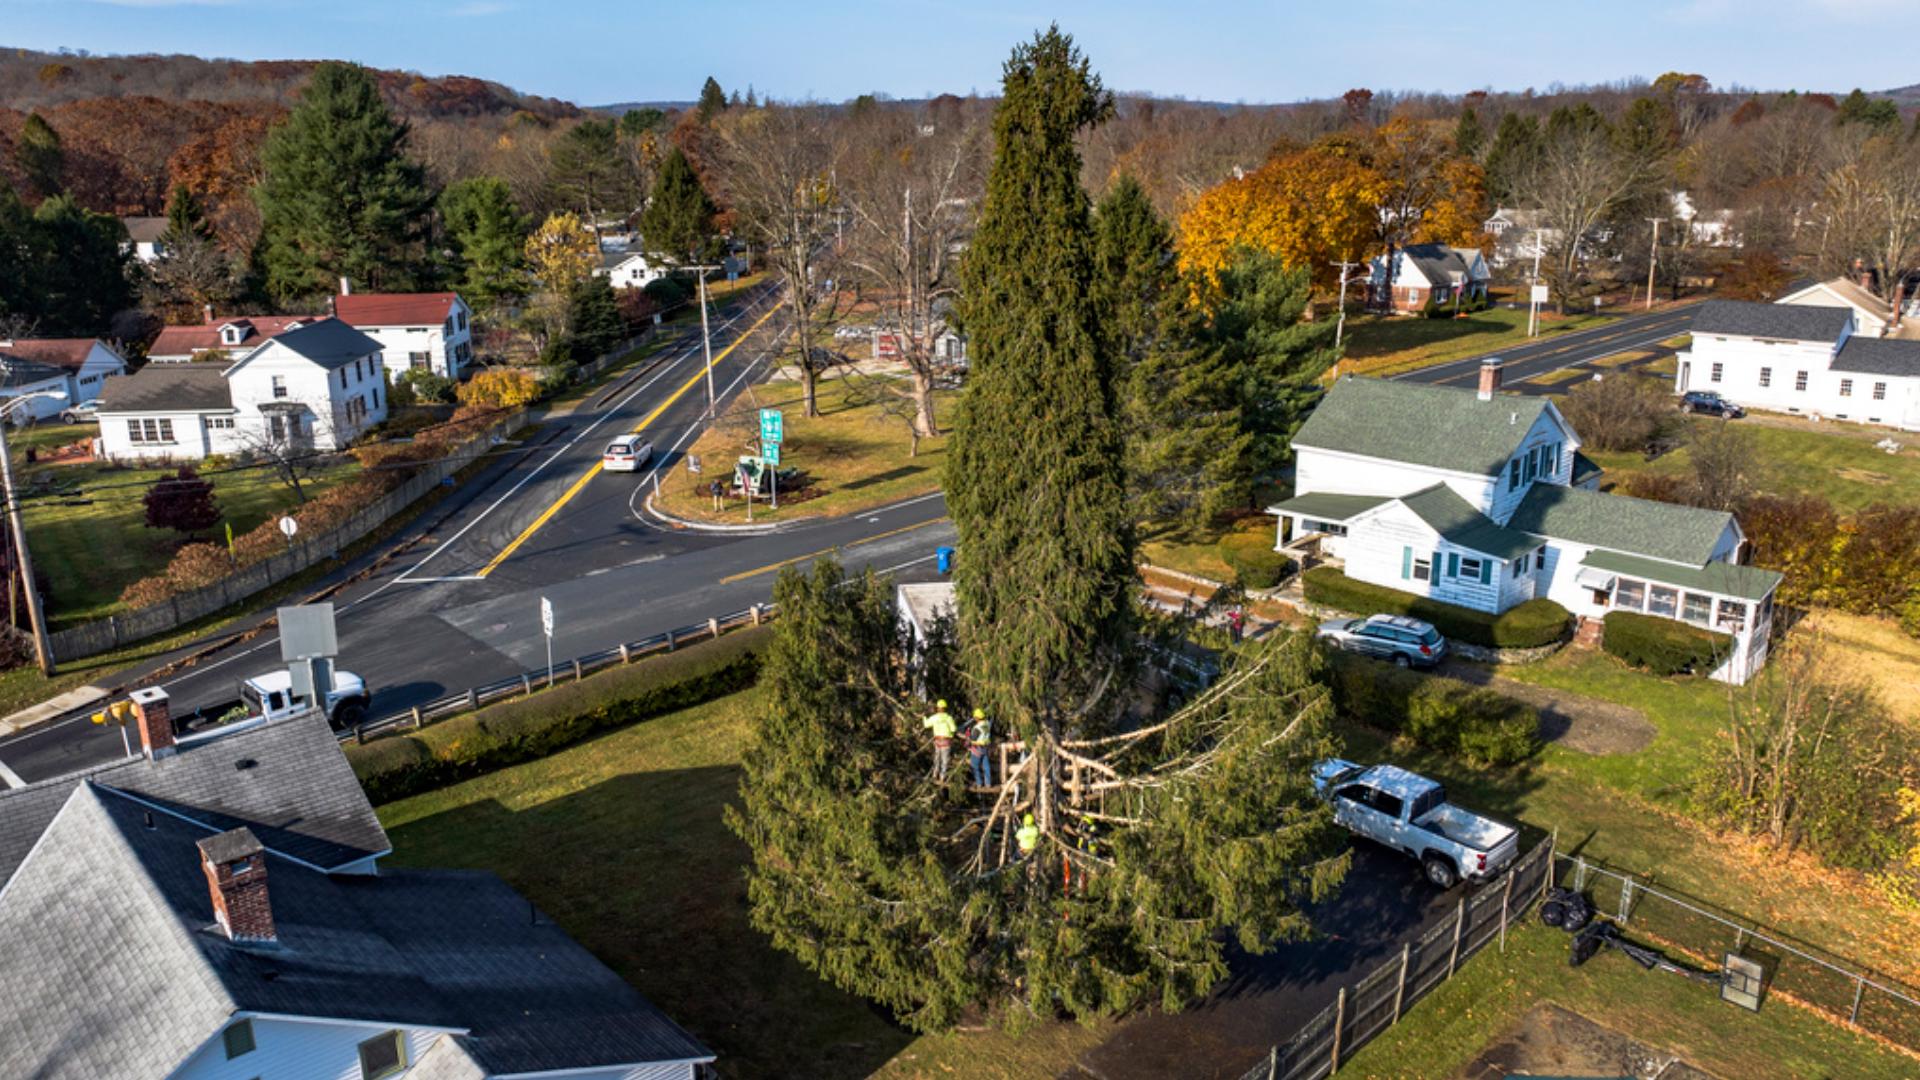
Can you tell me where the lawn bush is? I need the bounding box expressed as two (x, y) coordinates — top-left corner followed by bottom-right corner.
(1302, 567), (1570, 649)
(1324, 652), (1539, 765)
(1601, 611), (1731, 676)
(1218, 534), (1294, 590)
(347, 626), (769, 803)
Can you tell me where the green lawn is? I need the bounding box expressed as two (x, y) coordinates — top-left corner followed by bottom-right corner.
(1339, 305), (1607, 378)
(1345, 919), (1917, 1079)
(13, 437), (356, 627)
(1580, 413), (1920, 512)
(376, 685), (1106, 1080)
(1139, 514), (1277, 582)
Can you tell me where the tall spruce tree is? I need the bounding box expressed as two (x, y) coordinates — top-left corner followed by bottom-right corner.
(439, 176), (530, 310)
(1483, 112), (1541, 204)
(1454, 106), (1486, 159)
(1091, 174), (1174, 372)
(1212, 250), (1341, 502)
(639, 147), (717, 262)
(255, 62), (432, 301)
(160, 183), (214, 246)
(732, 29), (1348, 1032)
(697, 76), (728, 122)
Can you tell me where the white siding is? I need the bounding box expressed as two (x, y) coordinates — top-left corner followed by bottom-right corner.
(0, 374), (74, 421)
(1675, 330), (1920, 430)
(354, 299), (472, 379)
(229, 342), (388, 450)
(96, 409), (226, 462)
(1342, 503), (1505, 614)
(172, 1016), (446, 1080)
(1294, 446), (1497, 513)
(1487, 410), (1579, 523)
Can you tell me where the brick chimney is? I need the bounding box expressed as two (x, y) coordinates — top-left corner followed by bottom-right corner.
(198, 828), (276, 944)
(338, 275), (352, 296)
(129, 686), (175, 760)
(1478, 357), (1504, 401)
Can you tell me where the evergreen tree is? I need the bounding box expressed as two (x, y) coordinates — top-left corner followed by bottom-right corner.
(1091, 174), (1175, 372)
(142, 466), (221, 538)
(564, 275), (624, 362)
(618, 107), (665, 138)
(639, 147), (716, 262)
(439, 176), (530, 310)
(254, 62), (433, 301)
(1483, 112), (1540, 203)
(547, 118), (632, 224)
(160, 183), (214, 246)
(26, 195), (134, 334)
(1213, 250), (1340, 498)
(1454, 106), (1486, 159)
(1837, 88), (1900, 132)
(696, 76), (728, 122)
(14, 113), (63, 201)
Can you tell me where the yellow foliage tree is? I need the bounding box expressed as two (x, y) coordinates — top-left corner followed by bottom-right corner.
(523, 210), (597, 300)
(1177, 143), (1387, 299)
(457, 368), (542, 409)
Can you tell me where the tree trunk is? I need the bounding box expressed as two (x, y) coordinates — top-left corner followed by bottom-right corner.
(911, 368), (938, 439)
(802, 365), (820, 418)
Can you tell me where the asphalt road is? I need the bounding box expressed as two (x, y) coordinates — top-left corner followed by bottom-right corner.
(1394, 305), (1694, 394)
(0, 287), (955, 785)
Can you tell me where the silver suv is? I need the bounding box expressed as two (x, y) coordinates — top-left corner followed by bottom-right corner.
(1315, 614), (1447, 669)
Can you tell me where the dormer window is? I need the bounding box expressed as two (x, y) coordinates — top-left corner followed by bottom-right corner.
(220, 325), (244, 346)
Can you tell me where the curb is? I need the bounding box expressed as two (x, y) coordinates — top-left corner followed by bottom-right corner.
(640, 490), (802, 535)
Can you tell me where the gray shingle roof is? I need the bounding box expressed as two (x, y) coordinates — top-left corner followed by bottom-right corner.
(1400, 243), (1480, 287)
(1293, 376), (1553, 477)
(1267, 492), (1391, 522)
(0, 712), (388, 886)
(1506, 484), (1735, 566)
(0, 782), (713, 1079)
(259, 316), (383, 370)
(98, 365), (234, 413)
(1570, 450), (1604, 487)
(1582, 549), (1780, 602)
(1832, 336), (1920, 377)
(0, 354), (70, 388)
(1690, 300), (1850, 343)
(1398, 484), (1540, 560)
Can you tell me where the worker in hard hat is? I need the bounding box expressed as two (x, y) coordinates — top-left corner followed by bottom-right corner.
(1016, 812), (1039, 856)
(964, 707), (993, 788)
(922, 700), (957, 780)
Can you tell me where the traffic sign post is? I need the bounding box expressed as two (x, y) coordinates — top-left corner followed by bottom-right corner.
(540, 597), (555, 688)
(759, 409), (783, 445)
(758, 410), (783, 510)
(278, 514), (298, 555)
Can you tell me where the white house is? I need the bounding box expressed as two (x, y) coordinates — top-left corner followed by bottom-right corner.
(334, 287), (473, 380)
(1269, 364), (1781, 683)
(1675, 299), (1920, 430)
(1367, 244), (1491, 314)
(1777, 276), (1913, 339)
(1669, 191), (1739, 248)
(0, 692), (716, 1080)
(98, 318), (388, 463)
(120, 215), (169, 263)
(148, 312), (321, 364)
(596, 249), (672, 290)
(0, 337), (127, 409)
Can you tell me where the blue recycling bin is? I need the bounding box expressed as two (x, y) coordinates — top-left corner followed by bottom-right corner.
(936, 546), (955, 575)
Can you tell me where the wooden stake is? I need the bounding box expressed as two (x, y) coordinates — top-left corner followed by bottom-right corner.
(1392, 941), (1410, 1024)
(1331, 986), (1347, 1072)
(1447, 898), (1466, 978)
(1499, 870), (1514, 953)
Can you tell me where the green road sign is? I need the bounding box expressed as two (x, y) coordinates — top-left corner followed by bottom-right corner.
(763, 442), (781, 466)
(759, 408), (784, 444)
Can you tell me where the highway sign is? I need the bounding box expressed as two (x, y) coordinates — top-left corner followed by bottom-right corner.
(540, 596), (554, 639)
(763, 442), (781, 466)
(759, 408), (784, 444)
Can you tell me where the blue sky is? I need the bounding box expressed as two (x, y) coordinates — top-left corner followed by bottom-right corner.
(4, 0), (1912, 106)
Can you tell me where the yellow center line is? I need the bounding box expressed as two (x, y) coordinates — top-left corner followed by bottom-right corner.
(1433, 320), (1686, 385)
(475, 303), (784, 578)
(717, 516), (950, 585)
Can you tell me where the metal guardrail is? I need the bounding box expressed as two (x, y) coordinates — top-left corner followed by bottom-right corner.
(342, 601), (780, 743)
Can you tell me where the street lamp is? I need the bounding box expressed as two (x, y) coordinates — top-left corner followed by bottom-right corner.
(0, 388), (66, 676)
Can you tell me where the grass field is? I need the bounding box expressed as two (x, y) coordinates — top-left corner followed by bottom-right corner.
(11, 427), (356, 627)
(1138, 514), (1277, 582)
(1581, 412), (1920, 512)
(652, 375), (950, 526)
(377, 685), (1107, 1080)
(1337, 305), (1607, 378)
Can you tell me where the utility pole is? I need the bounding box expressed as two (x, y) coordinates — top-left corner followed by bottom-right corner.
(685, 264), (722, 418)
(1644, 217), (1662, 311)
(1527, 231), (1544, 338)
(0, 400), (56, 675)
(1332, 259), (1361, 351)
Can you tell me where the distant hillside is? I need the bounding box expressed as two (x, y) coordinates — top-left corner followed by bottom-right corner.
(591, 100), (695, 115)
(1876, 84), (1920, 105)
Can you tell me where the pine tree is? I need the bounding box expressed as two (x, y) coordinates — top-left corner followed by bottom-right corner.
(27, 196), (134, 335)
(439, 176), (530, 310)
(618, 107), (665, 138)
(1483, 112), (1541, 203)
(1211, 249), (1340, 501)
(697, 76), (727, 122)
(255, 62), (433, 301)
(14, 113), (63, 201)
(142, 466), (220, 537)
(730, 29), (1349, 1033)
(564, 275), (624, 362)
(639, 147), (716, 263)
(547, 118), (632, 224)
(160, 183), (214, 246)
(1454, 106), (1486, 159)
(1091, 174), (1174, 372)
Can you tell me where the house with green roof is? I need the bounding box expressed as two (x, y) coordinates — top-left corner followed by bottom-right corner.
(1269, 361), (1781, 683)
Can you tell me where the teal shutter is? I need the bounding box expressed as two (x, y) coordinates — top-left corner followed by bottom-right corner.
(1401, 546), (1412, 579)
(1447, 552), (1460, 578)
(1479, 558), (1492, 585)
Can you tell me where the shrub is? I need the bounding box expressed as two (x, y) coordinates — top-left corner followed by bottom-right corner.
(346, 626), (770, 803)
(1601, 611), (1731, 676)
(1301, 568), (1570, 649)
(1324, 652), (1539, 766)
(397, 368), (456, 405)
(644, 273), (695, 311)
(1218, 534), (1294, 590)
(458, 368), (541, 409)
(1557, 372), (1669, 453)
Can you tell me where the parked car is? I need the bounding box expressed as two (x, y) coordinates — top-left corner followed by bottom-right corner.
(59, 400), (102, 425)
(1680, 390), (1744, 418)
(1312, 759), (1519, 888)
(1314, 613), (1447, 668)
(601, 434), (654, 473)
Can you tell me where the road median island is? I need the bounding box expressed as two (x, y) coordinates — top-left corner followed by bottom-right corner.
(650, 375), (949, 526)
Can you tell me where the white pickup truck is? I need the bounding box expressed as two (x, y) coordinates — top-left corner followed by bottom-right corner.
(179, 669), (371, 732)
(1312, 759), (1519, 888)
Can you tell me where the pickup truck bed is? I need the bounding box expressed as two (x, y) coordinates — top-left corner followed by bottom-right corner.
(1418, 803), (1516, 853)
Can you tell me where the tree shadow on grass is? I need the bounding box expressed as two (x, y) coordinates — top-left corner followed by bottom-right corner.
(383, 766), (916, 1080)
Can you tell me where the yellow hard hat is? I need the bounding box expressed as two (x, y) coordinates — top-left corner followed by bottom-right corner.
(973, 708), (985, 719)
(1023, 813), (1035, 826)
(936, 700), (947, 709)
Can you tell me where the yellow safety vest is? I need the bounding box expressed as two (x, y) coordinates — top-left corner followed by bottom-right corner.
(1016, 821), (1040, 853)
(923, 711), (956, 739)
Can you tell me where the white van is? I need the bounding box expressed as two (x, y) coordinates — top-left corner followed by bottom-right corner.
(602, 434), (653, 472)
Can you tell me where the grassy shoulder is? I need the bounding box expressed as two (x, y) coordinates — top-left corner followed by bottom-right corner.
(376, 684), (1105, 1080)
(1580, 412), (1920, 513)
(13, 430), (357, 628)
(1343, 919), (1917, 1079)
(652, 375), (950, 526)
(1338, 305), (1607, 379)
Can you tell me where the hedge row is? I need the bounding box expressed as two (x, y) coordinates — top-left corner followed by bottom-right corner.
(1324, 652), (1539, 766)
(1301, 567), (1570, 649)
(347, 626), (770, 804)
(1601, 611), (1731, 676)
